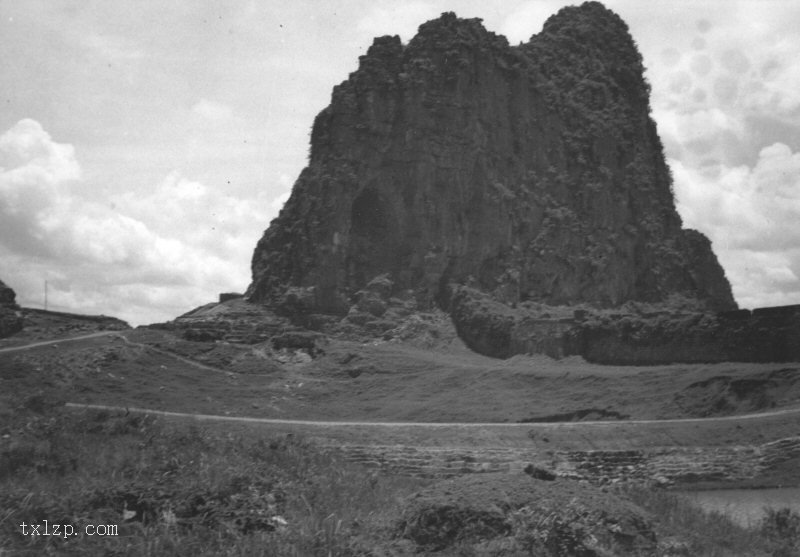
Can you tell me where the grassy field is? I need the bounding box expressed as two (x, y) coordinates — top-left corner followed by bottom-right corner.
(1, 409), (799, 556)
(4, 325), (800, 426)
(2, 314), (800, 554)
(1, 408), (426, 556)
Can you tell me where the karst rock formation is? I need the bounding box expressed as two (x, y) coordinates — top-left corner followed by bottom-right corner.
(247, 2), (736, 319)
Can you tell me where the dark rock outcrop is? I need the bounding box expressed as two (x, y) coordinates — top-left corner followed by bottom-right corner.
(0, 279), (17, 308)
(247, 3), (735, 318)
(151, 298), (292, 344)
(0, 279), (23, 338)
(0, 312), (21, 339)
(580, 304), (800, 364)
(451, 294), (800, 363)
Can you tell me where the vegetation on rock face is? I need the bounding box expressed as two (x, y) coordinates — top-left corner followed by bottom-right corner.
(247, 1), (735, 317)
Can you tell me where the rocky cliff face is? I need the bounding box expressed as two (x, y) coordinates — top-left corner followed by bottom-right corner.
(247, 2), (735, 315)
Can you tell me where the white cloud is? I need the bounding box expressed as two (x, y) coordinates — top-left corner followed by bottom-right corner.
(635, 1), (800, 310)
(268, 173), (294, 212)
(721, 250), (800, 310)
(357, 2), (439, 42)
(0, 119), (273, 325)
(0, 119), (80, 182)
(191, 99), (235, 123)
(278, 173), (293, 188)
(270, 191), (290, 211)
(0, 119), (80, 255)
(647, 1), (800, 164)
(81, 33), (144, 62)
(500, 1), (565, 43)
(672, 142), (800, 308)
(115, 171), (271, 257)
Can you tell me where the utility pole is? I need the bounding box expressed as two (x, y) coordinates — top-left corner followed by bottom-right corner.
(44, 280), (48, 311)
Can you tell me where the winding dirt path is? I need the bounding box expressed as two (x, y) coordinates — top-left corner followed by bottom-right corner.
(0, 330), (236, 375)
(113, 333), (234, 375)
(63, 402), (800, 482)
(0, 331), (118, 353)
(64, 401), (800, 428)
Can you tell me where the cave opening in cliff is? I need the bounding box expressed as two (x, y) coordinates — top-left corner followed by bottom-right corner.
(351, 188), (389, 239)
(348, 187), (395, 285)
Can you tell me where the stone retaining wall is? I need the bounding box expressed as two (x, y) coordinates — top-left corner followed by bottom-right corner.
(326, 436), (800, 486)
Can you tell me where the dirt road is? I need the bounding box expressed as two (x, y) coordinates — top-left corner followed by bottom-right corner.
(0, 331), (118, 353)
(64, 401), (800, 428)
(63, 402), (800, 483)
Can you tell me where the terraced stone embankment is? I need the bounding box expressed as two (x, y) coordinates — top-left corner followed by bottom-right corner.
(326, 436), (800, 486)
(62, 401), (800, 488)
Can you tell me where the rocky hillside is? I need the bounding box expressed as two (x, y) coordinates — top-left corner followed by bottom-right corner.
(247, 2), (735, 316)
(0, 278), (131, 341)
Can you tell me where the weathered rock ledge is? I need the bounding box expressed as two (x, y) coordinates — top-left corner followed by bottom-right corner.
(449, 285), (800, 363)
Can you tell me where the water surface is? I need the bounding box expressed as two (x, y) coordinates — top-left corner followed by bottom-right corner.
(682, 487), (800, 527)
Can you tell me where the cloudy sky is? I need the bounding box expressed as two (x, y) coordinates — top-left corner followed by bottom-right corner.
(1, 1), (798, 325)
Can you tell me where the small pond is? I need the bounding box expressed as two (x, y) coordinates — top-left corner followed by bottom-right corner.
(681, 487), (800, 528)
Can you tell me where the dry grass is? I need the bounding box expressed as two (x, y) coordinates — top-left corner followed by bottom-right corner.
(5, 327), (800, 429)
(0, 409), (425, 556)
(2, 408), (799, 556)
